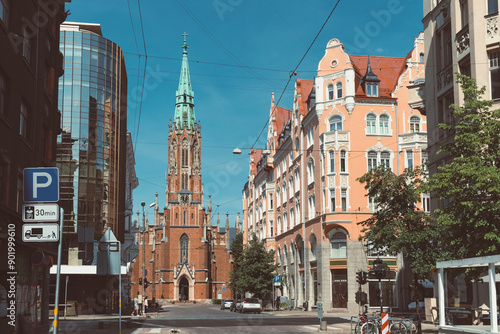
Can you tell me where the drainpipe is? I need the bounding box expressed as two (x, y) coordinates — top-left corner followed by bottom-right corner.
(395, 102), (400, 175)
(300, 120), (307, 308)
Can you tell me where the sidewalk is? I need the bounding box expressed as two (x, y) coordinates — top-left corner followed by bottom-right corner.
(266, 308), (438, 333)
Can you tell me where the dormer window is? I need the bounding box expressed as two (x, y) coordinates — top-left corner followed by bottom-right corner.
(366, 83), (378, 97)
(361, 56), (380, 98)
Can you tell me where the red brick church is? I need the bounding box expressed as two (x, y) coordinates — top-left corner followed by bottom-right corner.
(131, 35), (236, 302)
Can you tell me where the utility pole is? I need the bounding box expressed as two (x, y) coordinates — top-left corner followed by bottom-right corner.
(141, 201), (146, 317)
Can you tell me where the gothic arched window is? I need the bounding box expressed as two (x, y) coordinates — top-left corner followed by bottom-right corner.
(182, 139), (189, 166)
(180, 234), (189, 263)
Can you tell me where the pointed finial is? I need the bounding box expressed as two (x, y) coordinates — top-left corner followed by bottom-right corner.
(182, 32), (189, 53)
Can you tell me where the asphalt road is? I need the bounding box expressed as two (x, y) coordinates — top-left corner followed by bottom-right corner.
(55, 303), (354, 333)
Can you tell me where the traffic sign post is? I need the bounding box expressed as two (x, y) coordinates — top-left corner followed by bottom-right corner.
(23, 168), (59, 202)
(22, 223), (59, 242)
(23, 204), (59, 222)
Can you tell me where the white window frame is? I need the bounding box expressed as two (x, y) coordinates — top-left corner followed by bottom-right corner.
(329, 231), (347, 258)
(328, 83), (334, 100)
(367, 151), (377, 171)
(328, 149), (335, 173)
(366, 83), (379, 97)
(330, 188), (335, 212)
(409, 115), (421, 133)
(307, 159), (314, 185)
(341, 188), (348, 212)
(488, 52), (500, 100)
(340, 150), (347, 173)
(329, 115), (343, 131)
(379, 114), (389, 135)
(367, 113), (377, 134)
(336, 82), (343, 99)
(406, 150), (414, 170)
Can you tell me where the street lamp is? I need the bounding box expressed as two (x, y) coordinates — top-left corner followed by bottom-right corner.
(140, 201), (155, 317)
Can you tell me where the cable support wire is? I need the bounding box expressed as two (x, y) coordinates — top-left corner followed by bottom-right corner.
(250, 0), (342, 150)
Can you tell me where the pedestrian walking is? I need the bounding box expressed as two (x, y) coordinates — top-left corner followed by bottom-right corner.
(144, 296), (148, 313)
(182, 294), (186, 302)
(132, 297), (139, 316)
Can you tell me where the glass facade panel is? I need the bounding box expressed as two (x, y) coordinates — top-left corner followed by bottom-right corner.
(57, 26), (126, 248)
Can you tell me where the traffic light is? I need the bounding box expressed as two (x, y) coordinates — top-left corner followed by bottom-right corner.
(144, 279), (149, 289)
(360, 271), (368, 285)
(139, 278), (143, 285)
(371, 258), (388, 279)
(356, 271), (362, 284)
(355, 291), (367, 304)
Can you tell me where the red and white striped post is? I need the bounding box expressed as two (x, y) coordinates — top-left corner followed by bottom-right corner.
(381, 313), (389, 334)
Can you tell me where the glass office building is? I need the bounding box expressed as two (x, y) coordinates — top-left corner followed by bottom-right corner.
(57, 22), (127, 266)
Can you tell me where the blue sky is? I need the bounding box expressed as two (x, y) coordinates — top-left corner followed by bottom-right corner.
(65, 0), (424, 226)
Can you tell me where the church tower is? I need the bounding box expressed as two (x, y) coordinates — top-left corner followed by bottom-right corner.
(131, 34), (233, 303)
(166, 33), (203, 213)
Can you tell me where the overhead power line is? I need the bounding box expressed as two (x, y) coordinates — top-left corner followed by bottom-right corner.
(250, 0), (343, 150)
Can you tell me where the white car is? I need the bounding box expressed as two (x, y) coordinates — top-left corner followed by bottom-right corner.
(220, 299), (234, 310)
(239, 298), (261, 314)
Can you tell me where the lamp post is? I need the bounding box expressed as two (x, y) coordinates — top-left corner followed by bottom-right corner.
(141, 202), (146, 316)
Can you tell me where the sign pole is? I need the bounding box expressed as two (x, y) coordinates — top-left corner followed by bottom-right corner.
(119, 241), (122, 334)
(53, 208), (64, 334)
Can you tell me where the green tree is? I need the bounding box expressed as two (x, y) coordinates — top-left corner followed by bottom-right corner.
(357, 166), (439, 279)
(427, 73), (500, 260)
(229, 232), (245, 298)
(241, 233), (276, 299)
(358, 166), (440, 332)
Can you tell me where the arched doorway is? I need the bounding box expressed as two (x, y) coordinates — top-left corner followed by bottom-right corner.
(179, 276), (189, 301)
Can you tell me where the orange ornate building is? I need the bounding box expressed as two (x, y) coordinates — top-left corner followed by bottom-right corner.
(131, 36), (234, 302)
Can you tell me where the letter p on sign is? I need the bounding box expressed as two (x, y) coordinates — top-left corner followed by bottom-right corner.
(24, 168), (59, 202)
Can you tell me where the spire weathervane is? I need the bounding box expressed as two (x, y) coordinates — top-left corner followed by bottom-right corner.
(182, 32), (189, 53)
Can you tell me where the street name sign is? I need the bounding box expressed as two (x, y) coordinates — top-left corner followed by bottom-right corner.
(22, 204), (59, 222)
(23, 167), (59, 202)
(22, 223), (60, 242)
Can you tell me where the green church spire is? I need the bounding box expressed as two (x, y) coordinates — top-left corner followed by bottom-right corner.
(174, 32), (196, 129)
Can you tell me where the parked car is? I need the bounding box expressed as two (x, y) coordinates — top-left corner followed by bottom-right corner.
(220, 299), (234, 310)
(230, 299), (242, 312)
(239, 298), (262, 314)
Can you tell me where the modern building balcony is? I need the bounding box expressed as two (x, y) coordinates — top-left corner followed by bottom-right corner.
(408, 79), (425, 114)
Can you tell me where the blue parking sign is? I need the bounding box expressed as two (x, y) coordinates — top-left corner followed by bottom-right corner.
(24, 168), (59, 202)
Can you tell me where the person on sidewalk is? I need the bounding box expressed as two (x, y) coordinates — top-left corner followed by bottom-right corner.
(132, 297), (139, 316)
(144, 296), (148, 314)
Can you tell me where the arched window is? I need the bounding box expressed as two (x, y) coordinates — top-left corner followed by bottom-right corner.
(419, 52), (424, 63)
(309, 234), (317, 260)
(381, 151), (390, 168)
(282, 182), (287, 204)
(180, 234), (189, 263)
(367, 114), (377, 134)
(329, 115), (343, 131)
(307, 159), (314, 185)
(277, 216), (282, 235)
(283, 213), (288, 232)
(410, 116), (420, 133)
(379, 114), (389, 134)
(290, 208), (295, 227)
(329, 231), (347, 258)
(368, 151), (377, 171)
(328, 84), (334, 100)
(336, 82), (343, 98)
(329, 150), (335, 173)
(183, 211), (186, 225)
(182, 139), (189, 166)
(294, 138), (300, 156)
(182, 173), (188, 190)
(340, 150), (347, 172)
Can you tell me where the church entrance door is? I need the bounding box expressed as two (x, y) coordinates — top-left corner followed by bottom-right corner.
(179, 276), (189, 301)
